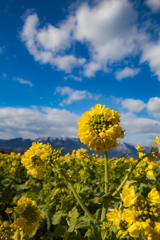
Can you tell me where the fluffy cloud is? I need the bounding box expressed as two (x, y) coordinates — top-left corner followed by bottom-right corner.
(0, 107), (80, 140)
(21, 13), (86, 72)
(146, 97), (160, 119)
(55, 86), (101, 106)
(115, 67), (140, 80)
(140, 41), (160, 81)
(13, 77), (33, 87)
(0, 106), (159, 145)
(120, 112), (160, 145)
(121, 99), (146, 112)
(145, 0), (160, 12)
(20, 0), (145, 77)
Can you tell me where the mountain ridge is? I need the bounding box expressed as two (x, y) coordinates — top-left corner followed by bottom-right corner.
(0, 136), (157, 159)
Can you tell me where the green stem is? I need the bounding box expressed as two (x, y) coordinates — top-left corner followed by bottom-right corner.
(101, 151), (109, 221)
(58, 167), (96, 221)
(112, 151), (154, 197)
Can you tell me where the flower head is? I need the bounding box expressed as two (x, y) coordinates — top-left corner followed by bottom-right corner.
(5, 208), (12, 214)
(14, 198), (41, 236)
(135, 145), (144, 152)
(21, 142), (62, 179)
(154, 136), (160, 146)
(77, 104), (125, 153)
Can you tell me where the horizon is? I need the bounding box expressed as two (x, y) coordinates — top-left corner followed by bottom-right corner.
(1, 0), (160, 146)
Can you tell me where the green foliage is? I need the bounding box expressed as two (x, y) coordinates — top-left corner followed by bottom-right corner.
(0, 148), (160, 240)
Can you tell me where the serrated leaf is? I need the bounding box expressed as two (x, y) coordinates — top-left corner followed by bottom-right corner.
(69, 206), (79, 224)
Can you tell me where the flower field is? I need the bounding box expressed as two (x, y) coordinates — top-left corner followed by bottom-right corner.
(1, 104), (160, 240)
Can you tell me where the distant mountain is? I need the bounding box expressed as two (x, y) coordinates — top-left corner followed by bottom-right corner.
(0, 136), (158, 159)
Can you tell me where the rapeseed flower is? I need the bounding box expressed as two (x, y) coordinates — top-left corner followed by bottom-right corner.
(154, 137), (160, 146)
(14, 198), (41, 236)
(115, 186), (160, 239)
(21, 142), (62, 179)
(0, 220), (13, 240)
(120, 186), (137, 207)
(77, 104), (125, 153)
(21, 142), (52, 179)
(135, 144), (144, 152)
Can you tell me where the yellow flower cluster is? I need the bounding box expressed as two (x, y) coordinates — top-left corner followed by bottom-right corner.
(107, 186), (160, 239)
(14, 198), (41, 236)
(0, 220), (13, 240)
(132, 152), (158, 177)
(21, 142), (53, 179)
(77, 104), (125, 153)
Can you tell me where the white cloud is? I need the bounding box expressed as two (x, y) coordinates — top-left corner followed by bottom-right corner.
(145, 0), (160, 12)
(13, 77), (33, 87)
(20, 13), (86, 72)
(83, 61), (102, 77)
(73, 0), (143, 77)
(140, 41), (160, 81)
(146, 97), (160, 119)
(64, 75), (82, 81)
(55, 86), (99, 106)
(111, 96), (123, 104)
(121, 99), (146, 112)
(20, 0), (145, 77)
(0, 107), (80, 140)
(120, 112), (160, 145)
(0, 105), (159, 145)
(115, 67), (140, 80)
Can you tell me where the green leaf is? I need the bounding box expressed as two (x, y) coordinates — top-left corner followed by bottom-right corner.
(123, 180), (137, 188)
(42, 226), (67, 240)
(69, 206), (79, 224)
(52, 212), (66, 225)
(75, 222), (91, 230)
(41, 211), (51, 230)
(68, 223), (75, 233)
(94, 209), (101, 221)
(98, 192), (112, 204)
(146, 174), (156, 181)
(63, 231), (70, 240)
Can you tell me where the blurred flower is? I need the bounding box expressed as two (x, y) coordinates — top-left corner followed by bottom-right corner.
(135, 145), (144, 152)
(14, 198), (41, 236)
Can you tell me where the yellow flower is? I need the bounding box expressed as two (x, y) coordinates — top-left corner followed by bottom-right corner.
(128, 221), (151, 238)
(0, 220), (14, 240)
(107, 209), (122, 228)
(147, 162), (155, 177)
(5, 208), (12, 214)
(77, 104), (125, 153)
(154, 136), (160, 146)
(154, 221), (160, 234)
(21, 143), (62, 179)
(135, 145), (144, 152)
(14, 198), (41, 236)
(122, 209), (136, 224)
(148, 188), (160, 204)
(76, 148), (88, 159)
(121, 186), (137, 207)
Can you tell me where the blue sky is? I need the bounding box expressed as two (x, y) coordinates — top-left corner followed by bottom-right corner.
(1, 0), (160, 146)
